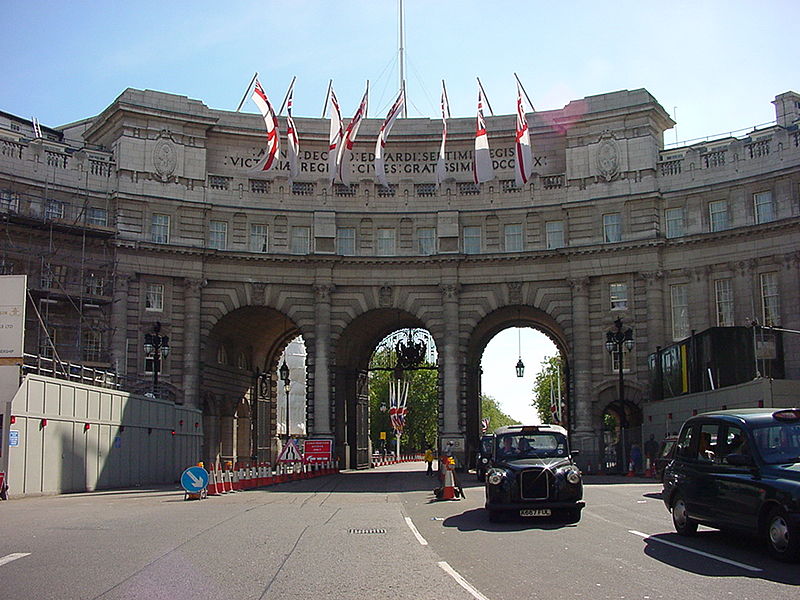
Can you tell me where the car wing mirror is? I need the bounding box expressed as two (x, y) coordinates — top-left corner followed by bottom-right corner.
(570, 449), (580, 458)
(726, 453), (754, 467)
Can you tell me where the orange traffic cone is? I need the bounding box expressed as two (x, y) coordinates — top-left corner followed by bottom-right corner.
(436, 457), (459, 501)
(626, 459), (635, 477)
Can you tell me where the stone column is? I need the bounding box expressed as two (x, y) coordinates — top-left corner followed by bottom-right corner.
(313, 283), (334, 436)
(440, 283), (461, 437)
(641, 270), (665, 354)
(181, 278), (203, 408)
(110, 274), (131, 377)
(780, 252), (800, 378)
(220, 411), (236, 466)
(569, 277), (595, 464)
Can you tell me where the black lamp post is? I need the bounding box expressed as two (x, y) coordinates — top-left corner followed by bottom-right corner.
(605, 317), (634, 473)
(279, 358), (291, 440)
(143, 322), (169, 397)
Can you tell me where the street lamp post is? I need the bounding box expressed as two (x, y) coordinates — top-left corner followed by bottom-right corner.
(605, 317), (634, 473)
(143, 322), (169, 397)
(279, 358), (291, 441)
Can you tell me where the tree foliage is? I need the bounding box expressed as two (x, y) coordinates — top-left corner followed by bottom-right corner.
(480, 394), (520, 431)
(532, 355), (565, 424)
(368, 347), (438, 453)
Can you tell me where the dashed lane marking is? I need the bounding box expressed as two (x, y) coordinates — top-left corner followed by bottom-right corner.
(0, 553), (31, 567)
(628, 530), (762, 572)
(438, 561), (491, 600)
(404, 516), (428, 545)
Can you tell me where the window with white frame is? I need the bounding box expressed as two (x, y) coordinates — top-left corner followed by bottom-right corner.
(84, 274), (105, 296)
(709, 200), (729, 232)
(417, 227), (436, 255)
(603, 213), (621, 243)
(760, 272), (780, 326)
(87, 207), (108, 227)
(151, 214), (170, 244)
(504, 223), (523, 252)
(39, 328), (56, 358)
(545, 220), (564, 249)
(336, 227), (356, 256)
(209, 220), (227, 250)
(249, 224), (268, 253)
(611, 347), (631, 371)
(376, 228), (396, 256)
(45, 200), (65, 220)
(463, 225), (481, 254)
(82, 329), (102, 362)
(670, 284), (689, 340)
(290, 226), (310, 255)
(665, 207), (685, 238)
(610, 283), (628, 311)
(753, 191), (774, 224)
(145, 283), (164, 312)
(714, 278), (734, 327)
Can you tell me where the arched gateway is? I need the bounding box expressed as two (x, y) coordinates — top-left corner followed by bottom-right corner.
(3, 87), (798, 475)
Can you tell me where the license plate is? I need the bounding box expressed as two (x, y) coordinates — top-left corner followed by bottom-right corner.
(520, 509), (551, 517)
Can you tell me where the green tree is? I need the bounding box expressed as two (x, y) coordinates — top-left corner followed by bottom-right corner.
(368, 347), (438, 453)
(480, 394), (520, 431)
(532, 355), (565, 424)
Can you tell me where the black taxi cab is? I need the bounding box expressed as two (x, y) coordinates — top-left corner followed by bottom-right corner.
(662, 408), (800, 562)
(484, 424), (584, 523)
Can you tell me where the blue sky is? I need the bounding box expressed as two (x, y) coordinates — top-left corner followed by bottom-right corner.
(3, 1), (796, 423)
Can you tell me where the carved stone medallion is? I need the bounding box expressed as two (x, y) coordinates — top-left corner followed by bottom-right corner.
(596, 133), (619, 182)
(153, 136), (177, 181)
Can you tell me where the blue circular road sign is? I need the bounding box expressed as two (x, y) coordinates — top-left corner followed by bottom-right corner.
(180, 466), (209, 493)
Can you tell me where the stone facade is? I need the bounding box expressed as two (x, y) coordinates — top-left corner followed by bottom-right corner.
(1, 87), (798, 470)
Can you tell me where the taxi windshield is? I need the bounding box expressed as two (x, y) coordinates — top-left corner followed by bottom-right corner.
(495, 432), (568, 459)
(752, 421), (800, 464)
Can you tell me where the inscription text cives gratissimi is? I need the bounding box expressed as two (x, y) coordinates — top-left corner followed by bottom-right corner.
(225, 147), (547, 176)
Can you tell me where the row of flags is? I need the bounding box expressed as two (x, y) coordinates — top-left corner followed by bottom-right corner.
(388, 379), (409, 436)
(249, 78), (534, 189)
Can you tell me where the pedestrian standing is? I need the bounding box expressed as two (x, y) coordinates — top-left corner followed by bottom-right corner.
(424, 447), (434, 476)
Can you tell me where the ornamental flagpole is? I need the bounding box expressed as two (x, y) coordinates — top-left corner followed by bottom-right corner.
(236, 72), (259, 112)
(476, 77), (495, 116)
(278, 75), (296, 116)
(513, 72), (536, 112)
(321, 79), (332, 118)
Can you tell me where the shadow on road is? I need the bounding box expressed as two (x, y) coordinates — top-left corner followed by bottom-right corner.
(440, 507), (580, 533)
(639, 530), (800, 585)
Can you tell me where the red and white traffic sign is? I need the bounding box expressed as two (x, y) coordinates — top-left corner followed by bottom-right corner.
(303, 440), (332, 463)
(277, 439), (304, 463)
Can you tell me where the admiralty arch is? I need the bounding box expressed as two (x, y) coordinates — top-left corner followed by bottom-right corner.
(1, 86), (799, 472)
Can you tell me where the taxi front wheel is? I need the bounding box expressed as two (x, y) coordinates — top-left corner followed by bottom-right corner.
(766, 507), (800, 562)
(671, 494), (698, 536)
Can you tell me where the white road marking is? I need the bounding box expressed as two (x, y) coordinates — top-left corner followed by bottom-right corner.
(0, 553), (31, 567)
(628, 530), (762, 572)
(404, 516), (428, 545)
(438, 561), (491, 600)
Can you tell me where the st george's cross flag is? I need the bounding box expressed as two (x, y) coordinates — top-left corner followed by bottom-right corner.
(251, 79), (280, 172)
(375, 89), (405, 188)
(336, 83), (369, 186)
(473, 86), (493, 184)
(435, 82), (450, 187)
(327, 85), (343, 185)
(514, 83), (533, 188)
(285, 80), (300, 182)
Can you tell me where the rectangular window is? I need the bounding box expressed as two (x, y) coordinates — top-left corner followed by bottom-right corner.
(249, 224), (268, 253)
(545, 220), (564, 249)
(611, 348), (631, 372)
(45, 200), (66, 220)
(336, 227), (356, 256)
(376, 228), (396, 256)
(84, 274), (105, 296)
(209, 220), (227, 250)
(463, 226), (481, 254)
(290, 226), (310, 255)
(86, 207), (108, 227)
(709, 200), (729, 232)
(151, 214), (170, 244)
(610, 283), (628, 311)
(417, 227), (436, 256)
(603, 213), (621, 243)
(145, 283), (164, 312)
(504, 223), (523, 252)
(760, 272), (780, 326)
(714, 278), (734, 327)
(671, 284), (689, 340)
(665, 207), (684, 238)
(39, 328), (56, 358)
(754, 191), (774, 224)
(82, 330), (102, 362)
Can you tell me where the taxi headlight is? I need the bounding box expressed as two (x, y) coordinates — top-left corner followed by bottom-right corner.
(487, 468), (507, 486)
(564, 467), (581, 485)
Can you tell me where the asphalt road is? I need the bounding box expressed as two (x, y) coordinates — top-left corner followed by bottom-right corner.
(1, 462), (798, 599)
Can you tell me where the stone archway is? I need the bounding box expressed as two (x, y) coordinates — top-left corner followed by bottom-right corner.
(597, 382), (644, 474)
(333, 308), (432, 469)
(465, 305), (570, 468)
(201, 306), (301, 468)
